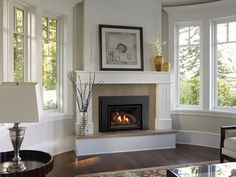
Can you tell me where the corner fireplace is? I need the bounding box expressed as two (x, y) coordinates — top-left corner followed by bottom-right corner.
(99, 96), (149, 132)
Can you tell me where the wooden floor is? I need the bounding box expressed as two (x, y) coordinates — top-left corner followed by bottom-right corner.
(48, 144), (220, 177)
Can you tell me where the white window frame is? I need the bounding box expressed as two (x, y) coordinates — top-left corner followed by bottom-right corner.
(212, 16), (236, 112)
(1, 0), (70, 123)
(9, 3), (64, 113)
(40, 12), (62, 112)
(9, 2), (29, 82)
(175, 21), (203, 110)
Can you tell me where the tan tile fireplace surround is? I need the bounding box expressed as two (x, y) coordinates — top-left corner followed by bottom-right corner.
(75, 71), (175, 156)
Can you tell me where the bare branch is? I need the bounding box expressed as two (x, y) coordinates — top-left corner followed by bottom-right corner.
(68, 71), (103, 112)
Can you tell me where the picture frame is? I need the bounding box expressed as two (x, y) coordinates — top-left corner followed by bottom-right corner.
(99, 24), (143, 71)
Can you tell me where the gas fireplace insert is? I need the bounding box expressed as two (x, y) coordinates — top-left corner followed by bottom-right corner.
(99, 96), (149, 132)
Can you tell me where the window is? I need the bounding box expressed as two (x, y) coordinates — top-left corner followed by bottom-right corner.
(176, 24), (201, 108)
(214, 18), (236, 110)
(2, 1), (68, 120)
(13, 6), (26, 82)
(42, 16), (59, 110)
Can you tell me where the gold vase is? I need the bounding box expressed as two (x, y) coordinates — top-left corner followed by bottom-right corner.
(154, 56), (164, 71)
(162, 63), (170, 72)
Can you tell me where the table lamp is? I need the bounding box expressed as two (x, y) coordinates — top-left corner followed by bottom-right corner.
(0, 82), (41, 173)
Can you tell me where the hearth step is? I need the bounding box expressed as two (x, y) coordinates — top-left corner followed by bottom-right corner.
(75, 129), (176, 156)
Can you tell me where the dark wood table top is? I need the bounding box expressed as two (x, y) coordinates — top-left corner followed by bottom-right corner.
(0, 150), (53, 177)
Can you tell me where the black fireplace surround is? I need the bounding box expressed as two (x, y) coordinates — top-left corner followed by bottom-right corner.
(99, 96), (149, 132)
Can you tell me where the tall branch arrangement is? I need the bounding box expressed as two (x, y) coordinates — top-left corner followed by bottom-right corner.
(68, 71), (103, 112)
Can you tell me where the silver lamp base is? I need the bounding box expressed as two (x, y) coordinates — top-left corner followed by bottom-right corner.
(7, 123), (27, 173)
(7, 161), (26, 173)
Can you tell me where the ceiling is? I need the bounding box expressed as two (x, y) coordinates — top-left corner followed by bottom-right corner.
(161, 0), (221, 7)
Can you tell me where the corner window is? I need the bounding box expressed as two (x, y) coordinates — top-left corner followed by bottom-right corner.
(214, 18), (236, 110)
(176, 24), (201, 108)
(42, 16), (59, 110)
(4, 1), (66, 117)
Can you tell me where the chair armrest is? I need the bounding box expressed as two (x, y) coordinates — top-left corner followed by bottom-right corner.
(220, 125), (236, 152)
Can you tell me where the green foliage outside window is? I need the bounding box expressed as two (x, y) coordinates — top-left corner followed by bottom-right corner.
(178, 26), (200, 106)
(13, 8), (24, 82)
(217, 43), (236, 107)
(42, 40), (57, 90)
(13, 34), (24, 82)
(13, 9), (60, 110)
(42, 16), (58, 110)
(217, 80), (236, 107)
(178, 23), (236, 108)
(180, 77), (200, 105)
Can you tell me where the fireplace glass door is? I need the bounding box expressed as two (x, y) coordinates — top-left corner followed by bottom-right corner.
(99, 96), (149, 132)
(108, 104), (142, 131)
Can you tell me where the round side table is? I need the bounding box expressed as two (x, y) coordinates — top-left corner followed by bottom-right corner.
(0, 150), (53, 177)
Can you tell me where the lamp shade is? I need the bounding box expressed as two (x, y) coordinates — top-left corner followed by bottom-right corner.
(0, 82), (41, 123)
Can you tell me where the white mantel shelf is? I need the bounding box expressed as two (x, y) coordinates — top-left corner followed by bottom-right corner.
(75, 71), (171, 84)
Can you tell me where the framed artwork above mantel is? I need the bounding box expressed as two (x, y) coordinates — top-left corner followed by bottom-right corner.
(99, 24), (143, 71)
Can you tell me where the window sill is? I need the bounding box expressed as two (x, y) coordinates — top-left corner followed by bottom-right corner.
(171, 109), (236, 119)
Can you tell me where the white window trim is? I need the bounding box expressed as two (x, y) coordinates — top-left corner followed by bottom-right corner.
(174, 21), (203, 110)
(165, 0), (236, 117)
(212, 16), (236, 113)
(40, 11), (64, 113)
(7, 1), (33, 82)
(1, 0), (73, 126)
(13, 4), (27, 81)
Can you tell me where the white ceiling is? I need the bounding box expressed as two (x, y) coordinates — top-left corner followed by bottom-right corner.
(161, 0), (221, 7)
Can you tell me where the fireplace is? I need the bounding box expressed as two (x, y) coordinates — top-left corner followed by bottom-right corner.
(99, 96), (149, 132)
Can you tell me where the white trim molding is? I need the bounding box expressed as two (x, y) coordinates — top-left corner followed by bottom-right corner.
(176, 130), (219, 148)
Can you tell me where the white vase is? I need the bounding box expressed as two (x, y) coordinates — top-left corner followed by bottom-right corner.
(78, 112), (88, 136)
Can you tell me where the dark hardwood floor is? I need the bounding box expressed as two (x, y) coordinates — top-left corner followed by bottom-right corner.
(48, 144), (220, 177)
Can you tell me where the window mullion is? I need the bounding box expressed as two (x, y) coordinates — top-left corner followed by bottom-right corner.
(47, 17), (49, 39)
(188, 27), (190, 45)
(216, 41), (236, 45)
(226, 22), (229, 42)
(13, 7), (16, 31)
(42, 38), (56, 43)
(14, 31), (24, 36)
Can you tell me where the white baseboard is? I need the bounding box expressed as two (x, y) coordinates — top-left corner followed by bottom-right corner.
(176, 130), (220, 148)
(76, 133), (176, 156)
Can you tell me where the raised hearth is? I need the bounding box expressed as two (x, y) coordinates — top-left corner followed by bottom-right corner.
(76, 129), (176, 156)
(75, 71), (174, 156)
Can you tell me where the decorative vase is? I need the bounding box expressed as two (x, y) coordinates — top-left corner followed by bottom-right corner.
(78, 112), (88, 136)
(162, 63), (170, 72)
(154, 56), (164, 71)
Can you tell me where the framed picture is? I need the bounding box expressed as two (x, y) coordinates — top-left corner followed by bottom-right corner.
(99, 24), (143, 71)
